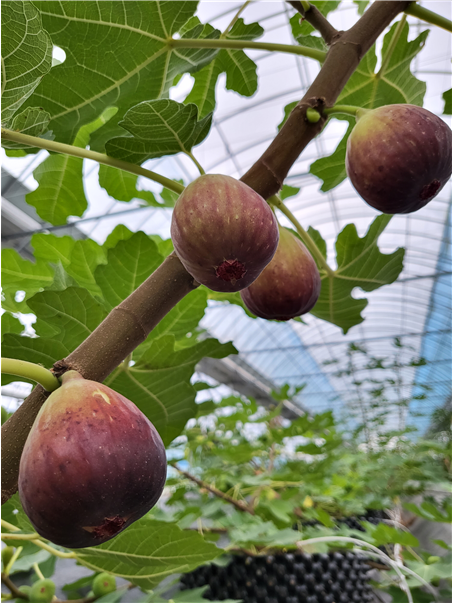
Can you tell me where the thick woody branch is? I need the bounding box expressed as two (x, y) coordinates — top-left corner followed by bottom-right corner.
(241, 1), (411, 198)
(1, 254), (198, 504)
(287, 1), (339, 45)
(1, 1), (410, 504)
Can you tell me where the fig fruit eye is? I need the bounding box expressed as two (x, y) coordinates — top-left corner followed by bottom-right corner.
(345, 104), (452, 214)
(18, 371), (167, 549)
(171, 173), (279, 292)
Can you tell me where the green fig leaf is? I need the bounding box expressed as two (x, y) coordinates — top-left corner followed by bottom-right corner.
(309, 117), (354, 192)
(31, 233), (76, 267)
(185, 18), (263, 119)
(25, 108), (117, 225)
(1, 248), (54, 310)
(65, 240), (107, 298)
(107, 336), (236, 445)
(353, 0), (369, 15)
(309, 20), (428, 191)
(23, 1), (218, 150)
(106, 100), (212, 164)
(133, 289), (209, 360)
(1, 313), (23, 341)
(311, 216), (405, 333)
(2, 108), (52, 150)
(98, 166), (161, 207)
(1, 0), (52, 123)
(95, 232), (163, 311)
(443, 88), (452, 115)
(75, 517), (221, 589)
(27, 287), (108, 346)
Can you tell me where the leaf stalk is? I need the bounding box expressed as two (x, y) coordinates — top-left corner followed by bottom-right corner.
(0, 129), (185, 196)
(405, 2), (452, 32)
(170, 37), (326, 63)
(270, 196), (335, 277)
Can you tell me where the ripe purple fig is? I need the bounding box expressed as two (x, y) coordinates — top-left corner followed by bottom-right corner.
(18, 371), (166, 549)
(346, 104), (452, 214)
(171, 174), (279, 292)
(240, 226), (321, 320)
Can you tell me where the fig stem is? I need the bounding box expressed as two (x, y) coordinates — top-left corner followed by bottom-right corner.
(3, 547), (23, 577)
(377, 14), (407, 78)
(1, 532), (40, 541)
(405, 2), (452, 32)
(301, 0), (311, 11)
(1, 520), (76, 560)
(1, 359), (60, 392)
(0, 129), (185, 196)
(186, 151), (205, 175)
(169, 38), (327, 64)
(323, 105), (363, 118)
(306, 107), (321, 123)
(32, 563), (44, 581)
(270, 196), (335, 277)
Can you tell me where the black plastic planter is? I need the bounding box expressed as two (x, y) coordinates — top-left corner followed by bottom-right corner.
(180, 550), (374, 603)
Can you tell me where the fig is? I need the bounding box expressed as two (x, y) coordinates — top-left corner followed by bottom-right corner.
(171, 174), (279, 292)
(18, 371), (166, 549)
(93, 573), (116, 596)
(240, 226), (321, 320)
(30, 579), (55, 602)
(346, 104), (452, 214)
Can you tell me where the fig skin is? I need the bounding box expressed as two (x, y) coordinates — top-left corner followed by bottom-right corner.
(346, 104), (452, 214)
(240, 226), (321, 320)
(171, 174), (279, 292)
(18, 371), (166, 549)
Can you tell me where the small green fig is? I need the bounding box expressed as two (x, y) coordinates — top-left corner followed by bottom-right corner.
(1, 546), (15, 568)
(92, 573), (116, 596)
(19, 371), (166, 549)
(346, 104), (452, 214)
(240, 226), (321, 320)
(171, 174), (279, 292)
(30, 579), (55, 603)
(18, 585), (32, 595)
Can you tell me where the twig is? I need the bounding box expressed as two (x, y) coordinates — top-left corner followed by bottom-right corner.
(1, 574), (27, 600)
(287, 0), (339, 45)
(170, 463), (255, 515)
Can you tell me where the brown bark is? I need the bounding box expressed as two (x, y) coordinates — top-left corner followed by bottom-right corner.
(1, 1), (410, 504)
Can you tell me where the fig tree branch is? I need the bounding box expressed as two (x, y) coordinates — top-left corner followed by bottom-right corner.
(0, 129), (185, 196)
(1, 574), (27, 600)
(287, 0), (339, 45)
(1, 254), (199, 504)
(405, 2), (452, 32)
(1, 1), (411, 504)
(241, 0), (411, 198)
(170, 462), (255, 515)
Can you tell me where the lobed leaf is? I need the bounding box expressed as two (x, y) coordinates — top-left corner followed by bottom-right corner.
(106, 100), (212, 164)
(310, 216), (404, 333)
(1, 0), (52, 123)
(24, 1), (218, 150)
(75, 517), (221, 590)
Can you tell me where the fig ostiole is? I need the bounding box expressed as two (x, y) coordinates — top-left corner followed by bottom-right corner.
(240, 226), (321, 321)
(171, 174), (279, 292)
(345, 104), (452, 214)
(18, 371), (167, 549)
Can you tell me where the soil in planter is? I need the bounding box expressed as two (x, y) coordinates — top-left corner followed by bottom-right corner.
(180, 550), (374, 602)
